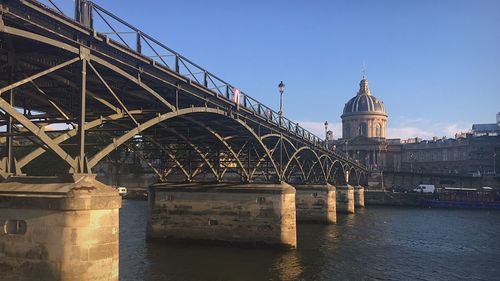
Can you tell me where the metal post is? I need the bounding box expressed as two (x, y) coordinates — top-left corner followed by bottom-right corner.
(279, 91), (283, 116)
(216, 148), (221, 181)
(6, 65), (14, 173)
(247, 141), (251, 182)
(187, 128), (192, 181)
(78, 59), (87, 172)
(136, 32), (142, 53)
(187, 148), (192, 181)
(175, 55), (180, 73)
(278, 81), (284, 125)
(175, 84), (179, 110)
(75, 0), (93, 28)
(280, 134), (283, 182)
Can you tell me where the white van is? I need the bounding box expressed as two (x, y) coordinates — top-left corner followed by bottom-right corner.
(117, 186), (127, 196)
(412, 184), (435, 193)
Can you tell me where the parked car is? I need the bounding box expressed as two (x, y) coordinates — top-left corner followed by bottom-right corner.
(412, 184), (436, 194)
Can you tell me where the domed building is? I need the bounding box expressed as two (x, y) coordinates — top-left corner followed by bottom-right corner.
(332, 77), (396, 174)
(341, 78), (387, 139)
(330, 77), (500, 190)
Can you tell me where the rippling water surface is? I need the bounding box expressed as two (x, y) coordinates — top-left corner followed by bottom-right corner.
(120, 200), (500, 281)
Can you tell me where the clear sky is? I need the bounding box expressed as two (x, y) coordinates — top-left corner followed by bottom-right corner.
(47, 0), (500, 139)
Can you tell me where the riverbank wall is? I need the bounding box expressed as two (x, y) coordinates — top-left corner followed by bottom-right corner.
(364, 190), (434, 206)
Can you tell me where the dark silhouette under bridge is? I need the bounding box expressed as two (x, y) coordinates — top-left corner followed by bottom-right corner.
(0, 0), (366, 186)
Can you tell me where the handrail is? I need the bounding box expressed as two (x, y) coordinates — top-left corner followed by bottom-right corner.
(88, 2), (328, 146)
(36, 0), (360, 167)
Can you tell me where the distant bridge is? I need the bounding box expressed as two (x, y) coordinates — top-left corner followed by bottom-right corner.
(0, 0), (366, 185)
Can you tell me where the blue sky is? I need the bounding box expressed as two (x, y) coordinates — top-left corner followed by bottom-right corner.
(47, 0), (500, 139)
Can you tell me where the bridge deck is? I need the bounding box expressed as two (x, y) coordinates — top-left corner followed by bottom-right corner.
(0, 0), (365, 184)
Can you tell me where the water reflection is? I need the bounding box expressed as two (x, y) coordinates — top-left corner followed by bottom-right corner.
(120, 201), (500, 281)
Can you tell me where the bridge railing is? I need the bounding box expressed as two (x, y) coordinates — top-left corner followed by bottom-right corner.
(83, 2), (328, 147)
(37, 0), (356, 165)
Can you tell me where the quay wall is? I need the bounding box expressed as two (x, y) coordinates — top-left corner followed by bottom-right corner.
(364, 190), (434, 206)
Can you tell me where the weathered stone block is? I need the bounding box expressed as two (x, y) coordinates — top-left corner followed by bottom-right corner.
(0, 175), (121, 281)
(147, 182), (297, 249)
(336, 184), (355, 214)
(294, 184), (336, 224)
(354, 185), (365, 208)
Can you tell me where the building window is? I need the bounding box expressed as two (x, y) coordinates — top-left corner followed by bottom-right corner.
(359, 123), (367, 137)
(375, 124), (381, 137)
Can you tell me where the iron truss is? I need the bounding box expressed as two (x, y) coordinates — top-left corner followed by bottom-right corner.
(0, 0), (366, 185)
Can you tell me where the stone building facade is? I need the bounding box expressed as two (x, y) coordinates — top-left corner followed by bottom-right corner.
(332, 78), (500, 184)
(400, 135), (499, 176)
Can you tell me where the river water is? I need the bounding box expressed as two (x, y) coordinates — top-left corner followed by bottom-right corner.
(120, 200), (500, 281)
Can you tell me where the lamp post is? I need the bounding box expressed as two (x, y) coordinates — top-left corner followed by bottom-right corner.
(324, 121), (329, 148)
(278, 81), (285, 182)
(278, 81), (285, 117)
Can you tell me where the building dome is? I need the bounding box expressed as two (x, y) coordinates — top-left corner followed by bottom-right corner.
(341, 78), (388, 139)
(343, 79), (386, 115)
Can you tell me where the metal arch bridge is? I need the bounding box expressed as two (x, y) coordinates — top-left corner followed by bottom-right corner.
(0, 0), (366, 186)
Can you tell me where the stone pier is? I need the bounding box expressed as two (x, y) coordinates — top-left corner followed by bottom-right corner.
(294, 184), (336, 224)
(0, 175), (121, 281)
(336, 184), (355, 214)
(147, 182), (297, 249)
(354, 185), (365, 208)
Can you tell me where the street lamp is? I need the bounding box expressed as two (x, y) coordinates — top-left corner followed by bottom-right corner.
(278, 81), (285, 116)
(324, 121), (329, 148)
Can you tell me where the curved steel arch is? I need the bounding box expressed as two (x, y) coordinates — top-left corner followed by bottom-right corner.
(139, 134), (191, 180)
(282, 146), (327, 184)
(16, 110), (142, 170)
(257, 133), (307, 182)
(347, 165), (359, 185)
(160, 126), (219, 181)
(88, 107), (223, 169)
(228, 120), (281, 181)
(318, 154), (348, 183)
(183, 117), (250, 180)
(85, 108), (283, 180)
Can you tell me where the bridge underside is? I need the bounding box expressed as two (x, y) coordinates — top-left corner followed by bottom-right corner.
(0, 0), (366, 186)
